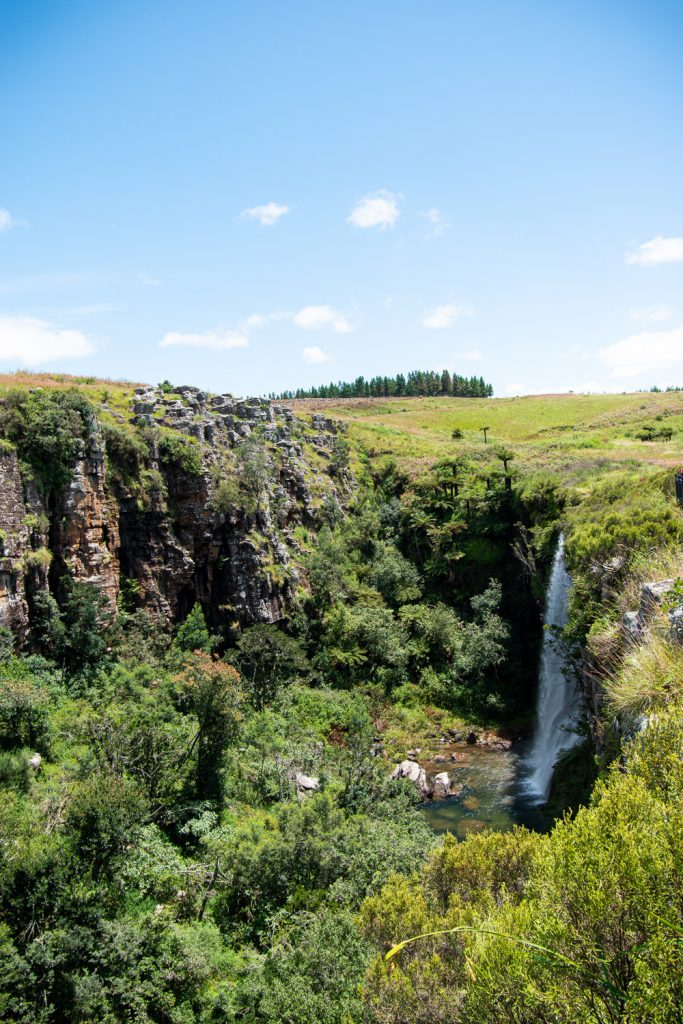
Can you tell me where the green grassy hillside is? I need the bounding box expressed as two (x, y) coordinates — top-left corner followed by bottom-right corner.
(292, 392), (683, 477)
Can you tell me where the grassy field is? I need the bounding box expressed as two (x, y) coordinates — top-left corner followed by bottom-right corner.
(1, 373), (682, 485)
(291, 392), (683, 481)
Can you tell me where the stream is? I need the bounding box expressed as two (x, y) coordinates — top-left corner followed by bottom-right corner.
(420, 534), (583, 837)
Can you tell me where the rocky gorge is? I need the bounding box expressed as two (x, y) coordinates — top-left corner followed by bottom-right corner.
(0, 383), (349, 643)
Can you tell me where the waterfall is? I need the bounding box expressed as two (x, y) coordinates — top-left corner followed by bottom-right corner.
(522, 533), (581, 804)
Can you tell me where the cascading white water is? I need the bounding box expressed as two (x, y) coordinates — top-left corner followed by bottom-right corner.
(522, 533), (582, 804)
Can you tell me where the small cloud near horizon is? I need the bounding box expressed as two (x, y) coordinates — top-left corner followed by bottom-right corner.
(423, 303), (475, 328)
(239, 202), (289, 226)
(625, 236), (683, 266)
(302, 346), (332, 364)
(348, 190), (401, 229)
(293, 305), (353, 333)
(159, 327), (249, 351)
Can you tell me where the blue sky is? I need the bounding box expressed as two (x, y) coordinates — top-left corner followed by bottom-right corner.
(1, 0), (682, 396)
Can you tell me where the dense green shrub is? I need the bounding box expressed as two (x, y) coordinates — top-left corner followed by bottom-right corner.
(157, 429), (204, 475)
(0, 388), (94, 492)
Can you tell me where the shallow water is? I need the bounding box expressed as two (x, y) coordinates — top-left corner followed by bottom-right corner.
(420, 744), (519, 837)
(419, 741), (553, 836)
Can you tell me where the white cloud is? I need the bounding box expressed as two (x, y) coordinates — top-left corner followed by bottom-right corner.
(159, 328), (249, 351)
(159, 305), (353, 354)
(0, 313), (95, 365)
(240, 202), (289, 226)
(625, 236), (683, 266)
(348, 190), (401, 229)
(293, 304), (353, 333)
(420, 207), (451, 238)
(598, 326), (683, 378)
(60, 303), (120, 316)
(422, 303), (475, 328)
(0, 209), (15, 232)
(459, 348), (483, 361)
(627, 304), (672, 323)
(139, 272), (160, 287)
(302, 346), (332, 364)
(240, 311), (291, 331)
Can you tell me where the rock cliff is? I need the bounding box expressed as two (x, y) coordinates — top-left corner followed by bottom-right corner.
(0, 385), (349, 643)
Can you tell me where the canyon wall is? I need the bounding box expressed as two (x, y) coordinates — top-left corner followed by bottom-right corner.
(0, 386), (348, 641)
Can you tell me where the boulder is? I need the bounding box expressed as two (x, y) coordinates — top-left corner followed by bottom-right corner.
(28, 753), (42, 769)
(622, 579), (680, 645)
(391, 759), (433, 799)
(432, 772), (451, 799)
(669, 605), (683, 645)
(295, 773), (319, 798)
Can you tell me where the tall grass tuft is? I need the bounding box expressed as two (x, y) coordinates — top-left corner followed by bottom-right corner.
(606, 631), (683, 717)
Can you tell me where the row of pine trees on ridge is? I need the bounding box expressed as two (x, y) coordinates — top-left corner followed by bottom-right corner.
(274, 368), (493, 400)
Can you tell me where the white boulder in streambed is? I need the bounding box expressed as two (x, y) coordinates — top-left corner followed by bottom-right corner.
(432, 771), (452, 799)
(391, 759), (433, 799)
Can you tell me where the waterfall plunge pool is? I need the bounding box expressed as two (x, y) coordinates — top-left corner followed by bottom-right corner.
(420, 534), (583, 837)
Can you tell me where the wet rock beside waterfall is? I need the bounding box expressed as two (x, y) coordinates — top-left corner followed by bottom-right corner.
(476, 732), (512, 751)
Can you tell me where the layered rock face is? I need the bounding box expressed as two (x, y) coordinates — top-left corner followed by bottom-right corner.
(0, 386), (348, 641)
(0, 449), (31, 638)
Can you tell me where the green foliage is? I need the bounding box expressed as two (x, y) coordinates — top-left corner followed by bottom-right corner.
(235, 435), (273, 504)
(329, 435), (351, 477)
(0, 627), (14, 664)
(369, 542), (423, 605)
(0, 661), (51, 753)
(65, 773), (149, 878)
(157, 428), (204, 475)
(565, 471), (683, 569)
(228, 624), (309, 710)
(22, 547), (52, 572)
(174, 603), (216, 655)
(243, 910), (370, 1024)
(174, 652), (244, 801)
(102, 420), (148, 485)
(276, 368), (493, 400)
(0, 388), (94, 492)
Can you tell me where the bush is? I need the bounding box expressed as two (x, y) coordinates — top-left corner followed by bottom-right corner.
(102, 422), (148, 483)
(157, 429), (204, 475)
(0, 388), (94, 492)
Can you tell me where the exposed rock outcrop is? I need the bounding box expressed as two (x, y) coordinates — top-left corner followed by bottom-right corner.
(0, 388), (349, 642)
(392, 759), (433, 799)
(432, 771), (452, 799)
(0, 449), (30, 639)
(622, 579), (682, 645)
(52, 416), (120, 611)
(295, 773), (320, 799)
